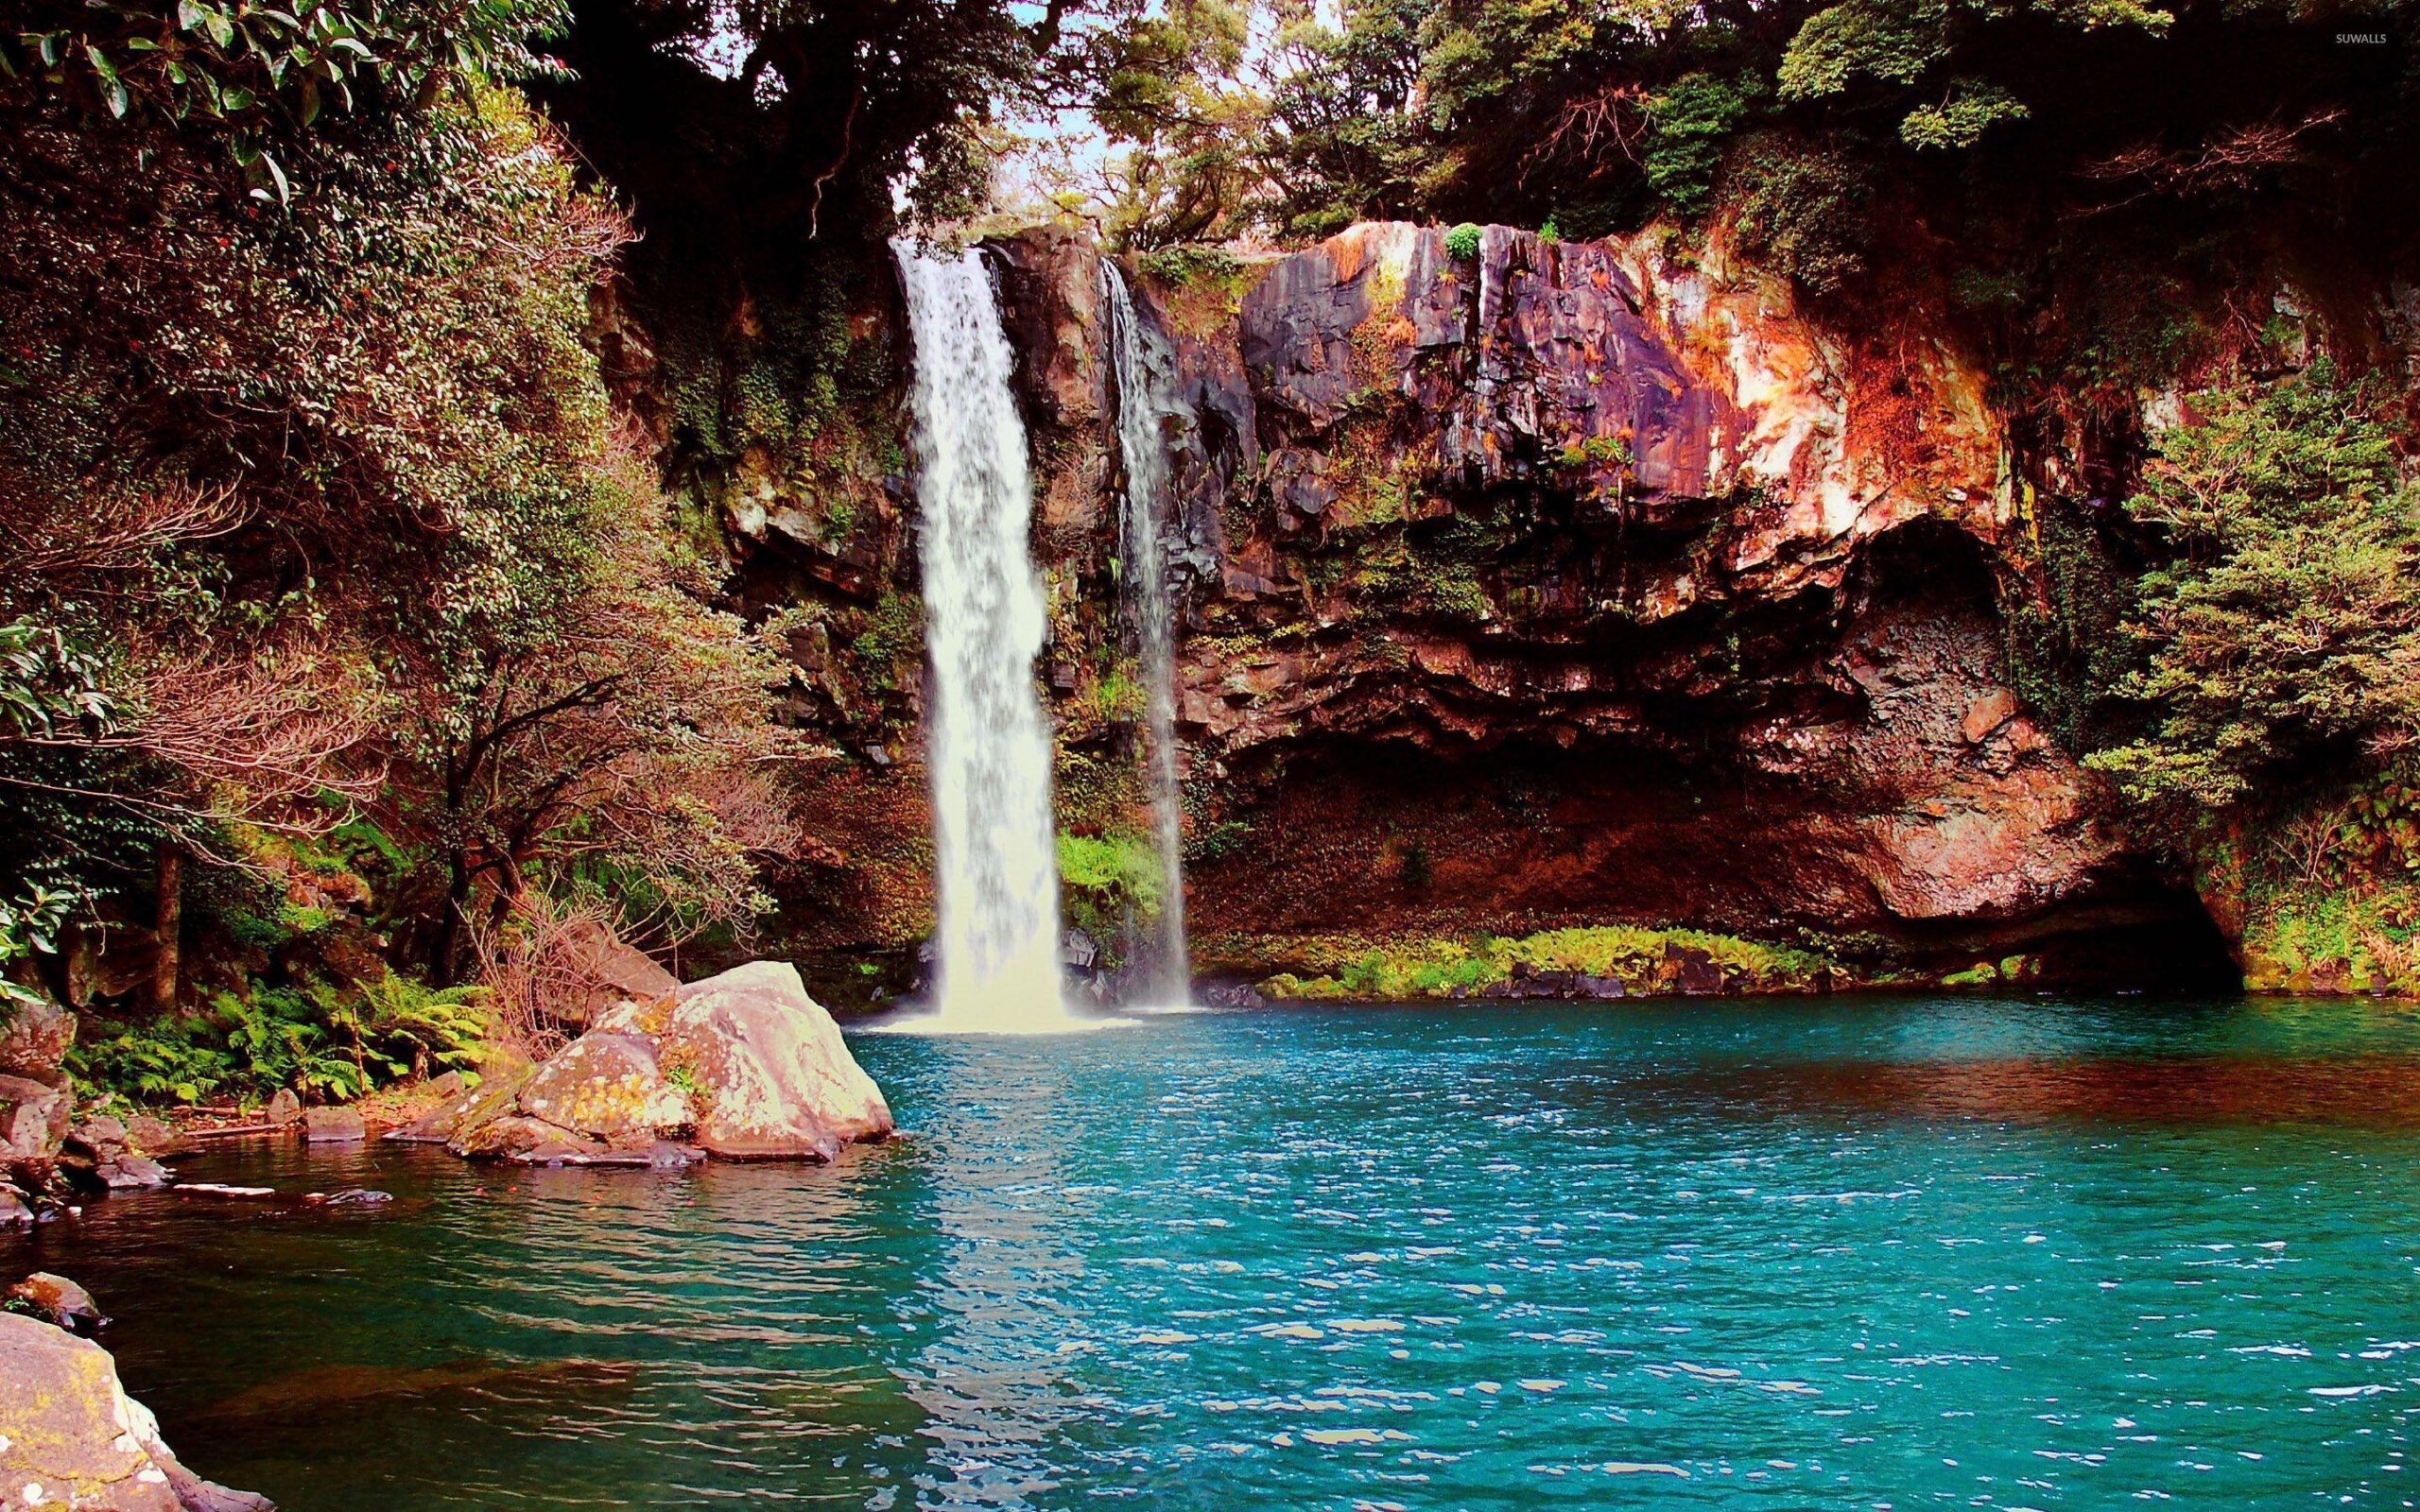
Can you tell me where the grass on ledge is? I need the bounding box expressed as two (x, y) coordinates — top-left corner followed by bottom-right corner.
(1257, 924), (1842, 1001)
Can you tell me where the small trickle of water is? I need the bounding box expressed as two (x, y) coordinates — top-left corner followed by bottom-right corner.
(1101, 264), (1189, 1005)
(894, 243), (1079, 1032)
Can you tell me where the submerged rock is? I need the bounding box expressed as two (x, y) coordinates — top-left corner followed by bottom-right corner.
(8, 1270), (108, 1334)
(395, 961), (891, 1165)
(0, 1311), (272, 1511)
(305, 1188), (393, 1207)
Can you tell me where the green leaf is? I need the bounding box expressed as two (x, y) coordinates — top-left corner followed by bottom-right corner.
(84, 43), (129, 116)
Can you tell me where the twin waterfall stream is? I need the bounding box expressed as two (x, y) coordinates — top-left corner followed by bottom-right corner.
(894, 244), (1190, 1029)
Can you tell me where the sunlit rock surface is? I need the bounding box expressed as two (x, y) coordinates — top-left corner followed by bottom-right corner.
(0, 1311), (271, 1511)
(392, 961), (891, 1163)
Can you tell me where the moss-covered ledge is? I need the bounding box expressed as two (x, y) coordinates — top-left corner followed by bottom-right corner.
(1215, 925), (1859, 1002)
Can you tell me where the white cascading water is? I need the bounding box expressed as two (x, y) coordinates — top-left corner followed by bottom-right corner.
(1101, 265), (1191, 1005)
(894, 243), (1078, 1031)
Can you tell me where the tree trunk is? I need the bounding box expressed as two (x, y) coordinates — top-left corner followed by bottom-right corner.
(151, 843), (182, 1015)
(431, 855), (471, 988)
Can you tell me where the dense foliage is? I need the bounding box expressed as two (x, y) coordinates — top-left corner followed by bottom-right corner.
(1082, 0), (2415, 344)
(0, 0), (796, 1100)
(2092, 361), (2420, 816)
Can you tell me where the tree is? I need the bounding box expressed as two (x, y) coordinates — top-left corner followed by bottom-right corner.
(0, 0), (801, 1005)
(2088, 360), (2420, 816)
(401, 447), (801, 976)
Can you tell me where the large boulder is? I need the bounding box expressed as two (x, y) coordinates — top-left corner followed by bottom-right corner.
(394, 960), (891, 1164)
(0, 988), (75, 1082)
(0, 1311), (273, 1511)
(513, 1030), (690, 1144)
(0, 1072), (70, 1168)
(641, 961), (893, 1160)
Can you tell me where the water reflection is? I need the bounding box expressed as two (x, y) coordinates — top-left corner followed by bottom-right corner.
(900, 1040), (1093, 1507)
(1606, 1054), (2420, 1126)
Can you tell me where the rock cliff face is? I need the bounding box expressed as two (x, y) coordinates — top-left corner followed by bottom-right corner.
(715, 221), (2233, 988)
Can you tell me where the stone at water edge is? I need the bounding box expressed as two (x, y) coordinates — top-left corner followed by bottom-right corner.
(385, 1050), (533, 1146)
(0, 1311), (274, 1512)
(648, 960), (892, 1160)
(265, 1088), (302, 1127)
(302, 1106), (367, 1143)
(98, 1152), (172, 1189)
(7, 1271), (108, 1335)
(67, 1113), (129, 1156)
(124, 1114), (188, 1159)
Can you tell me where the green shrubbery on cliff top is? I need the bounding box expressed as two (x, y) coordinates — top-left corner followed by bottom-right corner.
(2089, 360), (2420, 816)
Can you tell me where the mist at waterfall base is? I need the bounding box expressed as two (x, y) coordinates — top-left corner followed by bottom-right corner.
(892, 244), (1084, 1034)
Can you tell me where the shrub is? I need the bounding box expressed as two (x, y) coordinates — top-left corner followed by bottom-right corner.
(1726, 133), (1875, 296)
(71, 971), (485, 1107)
(1444, 222), (1482, 261)
(1640, 73), (1765, 215)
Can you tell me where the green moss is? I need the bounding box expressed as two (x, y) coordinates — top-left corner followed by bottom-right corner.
(1059, 831), (1164, 947)
(1256, 924), (1842, 1001)
(1136, 245), (1245, 287)
(850, 592), (923, 684)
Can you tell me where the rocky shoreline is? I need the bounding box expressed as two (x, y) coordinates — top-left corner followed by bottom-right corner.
(4, 954), (890, 1228)
(2, 953), (893, 1507)
(1, 1273), (271, 1511)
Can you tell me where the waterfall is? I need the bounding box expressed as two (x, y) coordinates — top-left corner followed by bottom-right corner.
(1101, 265), (1191, 1005)
(894, 243), (1077, 1032)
